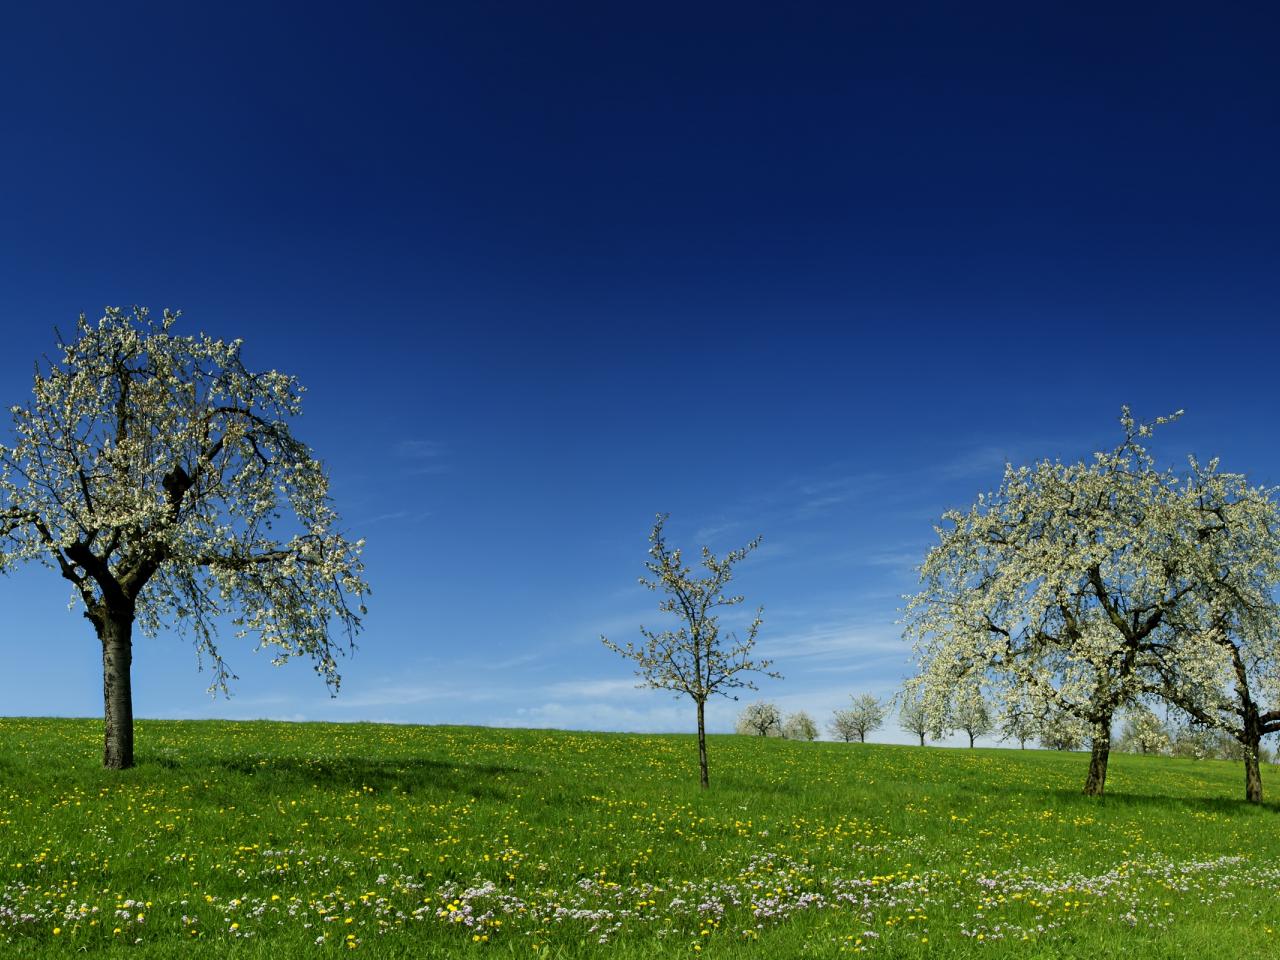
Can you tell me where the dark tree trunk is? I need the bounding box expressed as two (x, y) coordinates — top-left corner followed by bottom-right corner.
(1243, 711), (1263, 804)
(1245, 743), (1263, 804)
(100, 611), (135, 770)
(918, 731), (925, 747)
(696, 700), (709, 789)
(858, 731), (866, 743)
(1083, 720), (1111, 797)
(967, 730), (976, 748)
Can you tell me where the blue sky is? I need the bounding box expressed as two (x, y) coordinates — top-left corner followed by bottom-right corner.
(1, 3), (1278, 744)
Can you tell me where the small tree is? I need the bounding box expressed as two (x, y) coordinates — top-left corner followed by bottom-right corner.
(1171, 722), (1215, 760)
(1039, 708), (1093, 751)
(0, 310), (368, 769)
(783, 710), (818, 741)
(840, 693), (888, 743)
(829, 709), (860, 742)
(997, 697), (1044, 749)
(736, 700), (782, 736)
(1119, 705), (1171, 755)
(898, 686), (943, 746)
(603, 514), (779, 788)
(951, 685), (994, 748)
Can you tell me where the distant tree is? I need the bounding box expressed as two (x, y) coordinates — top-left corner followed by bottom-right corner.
(1170, 723), (1216, 760)
(836, 693), (888, 743)
(951, 685), (994, 748)
(997, 696), (1044, 749)
(0, 309), (369, 770)
(898, 686), (944, 746)
(782, 710), (818, 741)
(829, 709), (860, 743)
(736, 700), (782, 737)
(603, 514), (779, 788)
(1119, 705), (1171, 755)
(1039, 708), (1093, 752)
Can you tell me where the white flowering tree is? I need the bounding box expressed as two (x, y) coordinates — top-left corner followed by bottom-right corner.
(905, 409), (1212, 796)
(736, 700), (782, 737)
(951, 683), (994, 748)
(997, 690), (1049, 749)
(0, 309), (369, 769)
(833, 693), (888, 743)
(829, 709), (859, 742)
(1119, 704), (1171, 755)
(1039, 708), (1093, 751)
(782, 710), (818, 741)
(1148, 459), (1280, 802)
(897, 685), (944, 746)
(603, 514), (778, 788)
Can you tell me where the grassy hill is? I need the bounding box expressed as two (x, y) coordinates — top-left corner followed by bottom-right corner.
(0, 718), (1277, 958)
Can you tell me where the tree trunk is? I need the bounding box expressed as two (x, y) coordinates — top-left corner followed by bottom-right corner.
(918, 731), (925, 747)
(696, 700), (709, 789)
(1244, 743), (1263, 804)
(967, 731), (975, 748)
(100, 612), (135, 770)
(1083, 722), (1111, 797)
(858, 731), (865, 743)
(1242, 712), (1264, 803)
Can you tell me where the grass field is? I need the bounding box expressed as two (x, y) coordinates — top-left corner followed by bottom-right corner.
(0, 718), (1277, 958)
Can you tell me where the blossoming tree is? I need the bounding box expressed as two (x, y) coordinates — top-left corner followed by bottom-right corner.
(782, 710), (818, 741)
(905, 409), (1204, 796)
(832, 692), (888, 743)
(736, 700), (782, 736)
(897, 684), (944, 746)
(1150, 458), (1280, 802)
(0, 309), (369, 769)
(1119, 704), (1171, 755)
(603, 513), (778, 788)
(950, 683), (994, 748)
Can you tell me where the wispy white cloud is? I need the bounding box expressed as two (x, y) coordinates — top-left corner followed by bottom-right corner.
(692, 520), (747, 543)
(395, 439), (451, 476)
(325, 682), (503, 710)
(363, 509), (433, 524)
(490, 696), (693, 734)
(756, 618), (904, 664)
(542, 677), (646, 699)
(936, 444), (1013, 481)
(855, 549), (924, 571)
(397, 439), (446, 459)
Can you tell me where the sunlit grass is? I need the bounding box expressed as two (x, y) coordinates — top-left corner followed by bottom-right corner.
(0, 718), (1277, 957)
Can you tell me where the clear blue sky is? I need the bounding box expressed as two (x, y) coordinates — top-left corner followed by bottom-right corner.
(1, 3), (1277, 744)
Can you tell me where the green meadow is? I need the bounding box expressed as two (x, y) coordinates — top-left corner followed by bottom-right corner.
(1, 718), (1277, 958)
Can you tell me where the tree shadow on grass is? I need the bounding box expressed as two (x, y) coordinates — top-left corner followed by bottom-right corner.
(143, 754), (535, 801)
(1042, 786), (1280, 815)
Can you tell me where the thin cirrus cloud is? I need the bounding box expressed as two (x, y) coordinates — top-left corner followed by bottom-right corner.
(396, 439), (451, 476)
(364, 509), (433, 525)
(755, 619), (906, 666)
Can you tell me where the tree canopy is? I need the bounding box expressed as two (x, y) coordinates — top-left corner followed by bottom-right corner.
(0, 309), (369, 768)
(603, 514), (777, 787)
(905, 408), (1280, 800)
